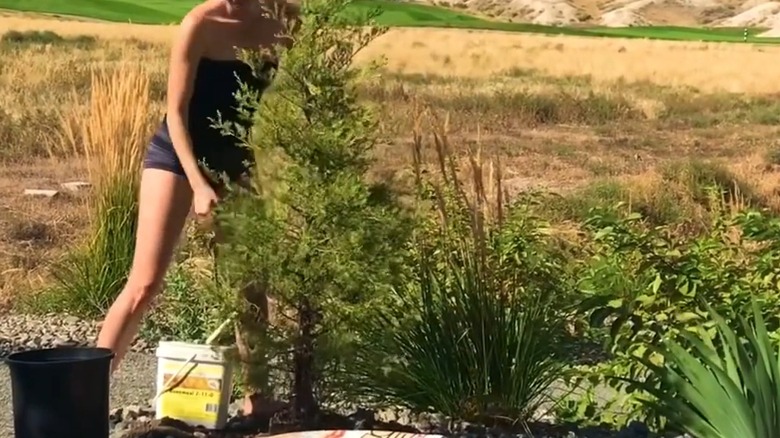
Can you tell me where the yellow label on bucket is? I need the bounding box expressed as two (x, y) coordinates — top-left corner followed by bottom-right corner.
(157, 361), (225, 427)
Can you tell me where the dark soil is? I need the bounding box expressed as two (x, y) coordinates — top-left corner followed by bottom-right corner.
(118, 406), (421, 438)
(116, 405), (650, 438)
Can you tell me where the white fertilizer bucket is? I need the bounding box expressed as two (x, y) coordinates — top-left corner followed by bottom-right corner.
(154, 341), (235, 429)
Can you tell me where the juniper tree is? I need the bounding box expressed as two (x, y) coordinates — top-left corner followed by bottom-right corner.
(213, 0), (410, 426)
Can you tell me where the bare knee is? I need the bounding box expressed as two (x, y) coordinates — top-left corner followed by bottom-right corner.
(121, 274), (164, 314)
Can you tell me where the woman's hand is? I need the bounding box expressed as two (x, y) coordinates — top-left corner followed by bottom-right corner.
(193, 183), (219, 217)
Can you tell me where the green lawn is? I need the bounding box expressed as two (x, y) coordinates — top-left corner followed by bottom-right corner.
(4, 0), (780, 43)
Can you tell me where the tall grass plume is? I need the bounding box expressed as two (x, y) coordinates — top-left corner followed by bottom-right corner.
(353, 106), (570, 425)
(28, 64), (156, 316)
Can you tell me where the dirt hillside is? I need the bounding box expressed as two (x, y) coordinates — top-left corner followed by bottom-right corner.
(426, 0), (780, 26)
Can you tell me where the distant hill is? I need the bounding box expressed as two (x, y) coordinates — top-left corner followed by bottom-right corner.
(421, 0), (780, 27)
(5, 0), (780, 35)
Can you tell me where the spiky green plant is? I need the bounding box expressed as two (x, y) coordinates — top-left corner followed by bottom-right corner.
(632, 299), (780, 438)
(350, 109), (570, 425)
(353, 241), (566, 424)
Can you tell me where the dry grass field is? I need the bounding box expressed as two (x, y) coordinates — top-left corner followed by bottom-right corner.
(3, 14), (780, 310)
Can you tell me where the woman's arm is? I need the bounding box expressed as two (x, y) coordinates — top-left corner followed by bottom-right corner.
(165, 13), (211, 192)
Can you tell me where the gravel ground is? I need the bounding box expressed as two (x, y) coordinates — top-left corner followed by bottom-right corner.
(0, 352), (157, 436)
(0, 313), (157, 437)
(0, 313), (679, 438)
(0, 313), (153, 355)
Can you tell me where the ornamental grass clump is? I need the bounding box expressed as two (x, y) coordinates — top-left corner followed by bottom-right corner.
(35, 65), (154, 316)
(351, 109), (572, 425)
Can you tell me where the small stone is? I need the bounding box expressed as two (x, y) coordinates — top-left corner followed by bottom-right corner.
(376, 408), (395, 423)
(61, 181), (91, 191)
(55, 339), (79, 348)
(64, 315), (81, 324)
(125, 405), (142, 420)
(23, 189), (59, 198)
(396, 410), (411, 426)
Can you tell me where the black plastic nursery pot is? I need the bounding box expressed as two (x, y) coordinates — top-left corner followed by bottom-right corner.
(5, 347), (114, 438)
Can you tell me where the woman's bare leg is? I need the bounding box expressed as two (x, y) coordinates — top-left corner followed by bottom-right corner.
(97, 168), (193, 371)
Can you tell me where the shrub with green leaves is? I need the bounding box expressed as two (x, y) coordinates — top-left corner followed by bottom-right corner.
(140, 257), (227, 344)
(633, 299), (780, 438)
(561, 202), (780, 429)
(212, 0), (411, 424)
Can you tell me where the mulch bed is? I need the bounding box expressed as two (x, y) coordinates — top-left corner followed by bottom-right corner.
(117, 406), (422, 438)
(115, 405), (645, 438)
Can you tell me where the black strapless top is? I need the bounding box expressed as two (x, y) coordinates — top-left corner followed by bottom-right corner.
(151, 57), (276, 162)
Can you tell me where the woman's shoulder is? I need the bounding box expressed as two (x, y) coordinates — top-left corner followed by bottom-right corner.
(180, 1), (224, 29)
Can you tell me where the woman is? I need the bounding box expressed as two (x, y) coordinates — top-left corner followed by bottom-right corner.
(96, 0), (297, 412)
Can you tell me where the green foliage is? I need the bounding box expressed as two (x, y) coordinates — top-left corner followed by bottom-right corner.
(560, 201), (780, 429)
(632, 299), (780, 438)
(212, 0), (411, 423)
(140, 252), (229, 344)
(581, 204), (780, 353)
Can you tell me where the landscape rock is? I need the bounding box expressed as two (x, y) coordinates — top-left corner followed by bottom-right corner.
(23, 188), (59, 198)
(61, 181), (92, 192)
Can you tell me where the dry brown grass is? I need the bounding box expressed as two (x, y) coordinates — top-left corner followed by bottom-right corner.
(4, 15), (780, 93)
(0, 63), (157, 311)
(0, 159), (89, 310)
(0, 13), (177, 43)
(359, 29), (780, 94)
(4, 13), (780, 306)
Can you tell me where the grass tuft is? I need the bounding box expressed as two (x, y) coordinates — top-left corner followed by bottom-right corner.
(353, 108), (568, 424)
(1, 29), (96, 48)
(21, 64), (156, 316)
